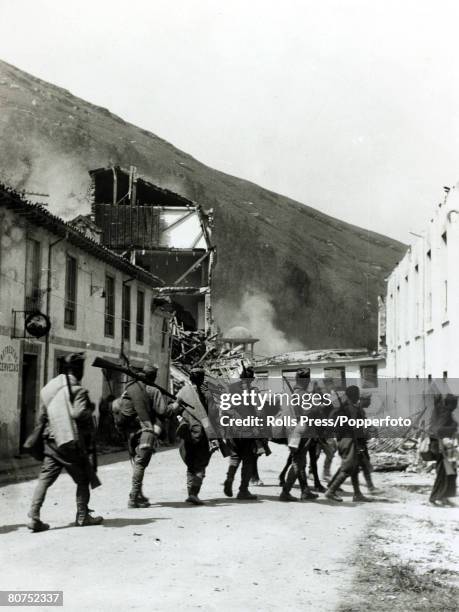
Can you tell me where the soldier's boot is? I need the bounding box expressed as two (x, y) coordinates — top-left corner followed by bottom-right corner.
(325, 471), (347, 502)
(351, 473), (372, 502)
(298, 471), (319, 500)
(27, 504), (49, 533)
(128, 464), (150, 508)
(279, 465), (298, 501)
(301, 487), (319, 500)
(75, 504), (103, 526)
(279, 490), (298, 502)
(238, 460), (257, 499)
(138, 488), (150, 504)
(128, 495), (151, 508)
(223, 465), (237, 497)
(312, 475), (326, 493)
(237, 488), (258, 500)
(186, 485), (205, 506)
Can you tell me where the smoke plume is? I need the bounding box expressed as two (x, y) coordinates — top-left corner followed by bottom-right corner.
(215, 290), (302, 358)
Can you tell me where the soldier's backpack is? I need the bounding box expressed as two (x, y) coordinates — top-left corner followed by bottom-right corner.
(111, 395), (139, 433)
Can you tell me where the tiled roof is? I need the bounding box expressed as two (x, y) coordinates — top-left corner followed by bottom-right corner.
(0, 184), (164, 287)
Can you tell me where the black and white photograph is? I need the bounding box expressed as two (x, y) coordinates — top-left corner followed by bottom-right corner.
(0, 1), (458, 610)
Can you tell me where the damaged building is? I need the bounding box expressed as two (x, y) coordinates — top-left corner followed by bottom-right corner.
(0, 183), (174, 458)
(0, 165), (216, 460)
(87, 166), (214, 335)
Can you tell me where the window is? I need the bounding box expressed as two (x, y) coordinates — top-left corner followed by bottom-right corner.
(443, 371), (448, 381)
(323, 367), (346, 390)
(136, 289), (145, 344)
(427, 249), (431, 260)
(104, 275), (115, 337)
(360, 365), (378, 388)
(442, 231), (447, 245)
(25, 238), (41, 310)
(64, 254), (77, 327)
(122, 284), (131, 341)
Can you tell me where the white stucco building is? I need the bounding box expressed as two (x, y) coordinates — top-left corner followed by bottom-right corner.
(383, 183), (459, 380)
(0, 185), (173, 458)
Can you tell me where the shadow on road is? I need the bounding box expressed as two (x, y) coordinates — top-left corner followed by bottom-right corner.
(0, 523), (25, 534)
(0, 516), (169, 534)
(102, 517), (169, 528)
(151, 496), (264, 508)
(50, 516), (169, 530)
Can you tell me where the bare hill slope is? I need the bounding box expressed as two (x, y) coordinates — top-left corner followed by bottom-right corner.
(0, 59), (405, 353)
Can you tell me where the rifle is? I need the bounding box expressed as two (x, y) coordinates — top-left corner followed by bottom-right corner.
(92, 357), (227, 455)
(92, 357), (195, 411)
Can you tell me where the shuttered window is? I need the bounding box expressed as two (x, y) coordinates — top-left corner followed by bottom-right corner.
(104, 274), (115, 337)
(136, 290), (145, 344)
(64, 255), (77, 327)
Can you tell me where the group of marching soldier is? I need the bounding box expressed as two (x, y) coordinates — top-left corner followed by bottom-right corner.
(26, 353), (382, 532)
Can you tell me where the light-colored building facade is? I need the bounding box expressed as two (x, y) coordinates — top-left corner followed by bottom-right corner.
(0, 185), (172, 458)
(253, 348), (384, 392)
(383, 183), (459, 380)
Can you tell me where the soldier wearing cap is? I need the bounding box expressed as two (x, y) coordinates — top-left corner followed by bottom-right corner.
(27, 352), (103, 532)
(119, 362), (178, 508)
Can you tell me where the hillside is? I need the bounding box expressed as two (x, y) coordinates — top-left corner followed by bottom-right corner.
(0, 59), (405, 354)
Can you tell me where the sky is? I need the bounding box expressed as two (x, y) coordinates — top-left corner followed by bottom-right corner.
(1, 0), (459, 242)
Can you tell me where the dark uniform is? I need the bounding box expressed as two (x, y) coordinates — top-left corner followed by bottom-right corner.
(325, 385), (372, 503)
(176, 368), (215, 505)
(223, 371), (260, 500)
(27, 353), (102, 532)
(118, 367), (175, 508)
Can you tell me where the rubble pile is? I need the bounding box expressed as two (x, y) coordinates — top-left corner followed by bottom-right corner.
(169, 319), (251, 390)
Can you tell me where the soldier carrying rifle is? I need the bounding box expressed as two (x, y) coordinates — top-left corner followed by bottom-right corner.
(113, 362), (182, 508)
(26, 353), (103, 532)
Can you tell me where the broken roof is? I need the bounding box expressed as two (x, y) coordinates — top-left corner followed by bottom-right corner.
(254, 348), (383, 368)
(90, 166), (195, 208)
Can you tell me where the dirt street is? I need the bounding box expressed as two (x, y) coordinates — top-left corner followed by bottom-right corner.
(0, 445), (457, 611)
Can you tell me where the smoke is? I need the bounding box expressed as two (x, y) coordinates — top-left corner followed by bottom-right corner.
(215, 290), (302, 357)
(19, 142), (91, 219)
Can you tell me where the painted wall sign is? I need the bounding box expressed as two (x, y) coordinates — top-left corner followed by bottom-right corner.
(0, 345), (19, 373)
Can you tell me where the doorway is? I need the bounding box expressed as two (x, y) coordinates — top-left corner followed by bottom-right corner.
(20, 354), (38, 449)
